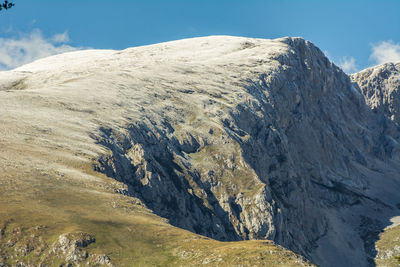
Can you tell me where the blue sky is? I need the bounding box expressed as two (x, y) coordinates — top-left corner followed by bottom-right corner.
(0, 0), (399, 72)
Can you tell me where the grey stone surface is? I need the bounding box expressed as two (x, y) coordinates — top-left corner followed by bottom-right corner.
(352, 62), (400, 123)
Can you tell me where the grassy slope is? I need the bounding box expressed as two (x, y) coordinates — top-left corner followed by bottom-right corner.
(0, 142), (313, 267)
(375, 224), (400, 267)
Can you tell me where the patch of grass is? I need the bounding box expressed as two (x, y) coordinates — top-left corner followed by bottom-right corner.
(394, 256), (400, 263)
(374, 224), (400, 267)
(190, 142), (263, 198)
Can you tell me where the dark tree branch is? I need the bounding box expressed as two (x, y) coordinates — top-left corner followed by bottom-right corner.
(0, 1), (15, 11)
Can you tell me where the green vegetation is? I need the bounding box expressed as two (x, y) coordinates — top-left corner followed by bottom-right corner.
(190, 142), (263, 198)
(374, 224), (400, 267)
(0, 146), (313, 266)
(394, 256), (400, 263)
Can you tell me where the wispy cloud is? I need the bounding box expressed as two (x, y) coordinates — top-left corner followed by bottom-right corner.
(370, 40), (400, 65)
(338, 56), (358, 73)
(323, 50), (358, 73)
(52, 31), (70, 43)
(0, 29), (78, 71)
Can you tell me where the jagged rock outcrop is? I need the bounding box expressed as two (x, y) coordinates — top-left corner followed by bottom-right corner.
(50, 232), (95, 264)
(352, 62), (400, 123)
(0, 221), (113, 267)
(352, 62), (400, 162)
(2, 36), (400, 267)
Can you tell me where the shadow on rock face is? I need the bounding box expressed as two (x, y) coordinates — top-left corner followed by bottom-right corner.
(93, 124), (241, 242)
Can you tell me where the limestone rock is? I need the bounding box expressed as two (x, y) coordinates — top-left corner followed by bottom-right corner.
(50, 232), (95, 264)
(352, 62), (400, 123)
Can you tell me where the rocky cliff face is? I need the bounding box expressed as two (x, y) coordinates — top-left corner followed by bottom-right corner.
(81, 37), (400, 266)
(2, 36), (400, 267)
(352, 63), (400, 124)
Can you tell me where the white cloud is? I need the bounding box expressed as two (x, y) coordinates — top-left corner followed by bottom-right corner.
(338, 56), (358, 73)
(323, 51), (358, 73)
(370, 40), (400, 65)
(0, 29), (78, 71)
(52, 31), (70, 43)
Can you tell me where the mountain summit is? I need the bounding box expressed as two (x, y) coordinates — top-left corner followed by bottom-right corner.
(1, 36), (400, 267)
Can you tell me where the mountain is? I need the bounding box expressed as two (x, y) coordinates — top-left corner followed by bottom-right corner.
(351, 63), (400, 266)
(352, 62), (400, 124)
(1, 36), (400, 267)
